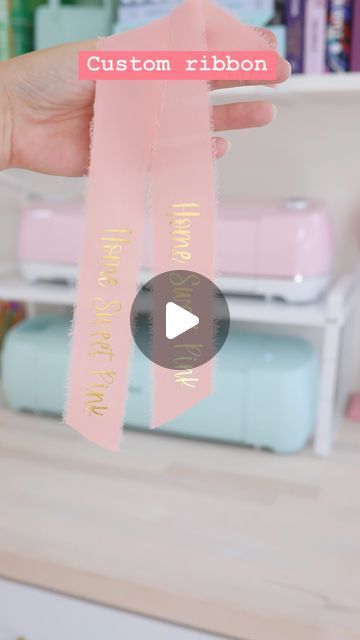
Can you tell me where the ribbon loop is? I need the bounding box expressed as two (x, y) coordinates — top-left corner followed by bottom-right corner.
(66, 0), (274, 450)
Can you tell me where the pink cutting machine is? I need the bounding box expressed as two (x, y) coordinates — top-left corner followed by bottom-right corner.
(18, 197), (333, 303)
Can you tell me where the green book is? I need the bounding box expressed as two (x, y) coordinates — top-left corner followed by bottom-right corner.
(0, 0), (12, 59)
(1, 0), (82, 58)
(10, 0), (81, 56)
(10, 0), (45, 56)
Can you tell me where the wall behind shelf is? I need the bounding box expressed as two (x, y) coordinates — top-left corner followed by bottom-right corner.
(0, 97), (360, 387)
(219, 98), (360, 387)
(0, 187), (22, 264)
(219, 99), (360, 273)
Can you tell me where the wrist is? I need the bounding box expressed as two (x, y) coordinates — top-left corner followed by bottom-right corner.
(0, 67), (13, 170)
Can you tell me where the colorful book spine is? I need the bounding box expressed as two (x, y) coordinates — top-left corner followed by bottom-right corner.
(10, 0), (33, 56)
(11, 0), (45, 56)
(304, 0), (327, 73)
(326, 0), (352, 72)
(0, 301), (25, 348)
(286, 0), (305, 73)
(351, 0), (360, 71)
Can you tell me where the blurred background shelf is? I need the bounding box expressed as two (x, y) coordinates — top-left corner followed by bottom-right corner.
(0, 267), (356, 329)
(0, 268), (76, 307)
(212, 72), (360, 104)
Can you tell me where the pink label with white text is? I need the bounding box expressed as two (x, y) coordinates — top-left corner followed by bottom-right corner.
(78, 50), (277, 80)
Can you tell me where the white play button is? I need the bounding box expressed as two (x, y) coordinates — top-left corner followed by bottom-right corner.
(131, 270), (230, 368)
(166, 302), (199, 340)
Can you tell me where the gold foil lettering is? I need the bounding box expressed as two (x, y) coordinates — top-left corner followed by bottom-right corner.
(168, 203), (200, 264)
(84, 228), (132, 414)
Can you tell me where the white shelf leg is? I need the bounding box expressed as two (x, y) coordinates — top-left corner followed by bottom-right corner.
(26, 302), (37, 318)
(314, 320), (342, 456)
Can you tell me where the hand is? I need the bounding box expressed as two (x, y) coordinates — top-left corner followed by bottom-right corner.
(0, 33), (290, 176)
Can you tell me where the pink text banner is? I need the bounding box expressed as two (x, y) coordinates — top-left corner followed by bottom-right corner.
(78, 50), (278, 81)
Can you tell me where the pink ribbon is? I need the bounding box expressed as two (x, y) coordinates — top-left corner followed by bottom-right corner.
(65, 0), (274, 450)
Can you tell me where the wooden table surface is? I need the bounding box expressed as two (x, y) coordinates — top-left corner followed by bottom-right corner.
(0, 408), (360, 640)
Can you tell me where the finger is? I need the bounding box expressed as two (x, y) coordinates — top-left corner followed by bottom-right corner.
(211, 54), (291, 91)
(250, 26), (278, 50)
(213, 101), (277, 132)
(213, 136), (230, 159)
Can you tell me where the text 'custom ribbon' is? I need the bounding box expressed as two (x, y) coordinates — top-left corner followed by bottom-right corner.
(79, 50), (277, 81)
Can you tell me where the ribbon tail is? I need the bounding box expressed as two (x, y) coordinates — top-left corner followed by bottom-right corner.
(151, 0), (216, 429)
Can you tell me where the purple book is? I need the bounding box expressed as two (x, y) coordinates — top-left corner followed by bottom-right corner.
(304, 0), (327, 73)
(286, 0), (305, 73)
(351, 0), (360, 71)
(327, 0), (352, 72)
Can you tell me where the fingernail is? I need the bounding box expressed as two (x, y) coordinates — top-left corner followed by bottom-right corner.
(270, 104), (277, 122)
(285, 60), (292, 76)
(214, 137), (231, 159)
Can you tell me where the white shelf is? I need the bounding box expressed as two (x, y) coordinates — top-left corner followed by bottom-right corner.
(0, 270), (76, 306)
(0, 267), (358, 455)
(0, 268), (357, 329)
(212, 72), (360, 105)
(228, 294), (325, 327)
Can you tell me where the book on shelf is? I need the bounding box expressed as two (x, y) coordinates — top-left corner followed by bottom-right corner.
(304, 0), (327, 73)
(326, 0), (353, 71)
(286, 0), (305, 73)
(351, 0), (360, 70)
(0, 0), (45, 60)
(0, 0), (12, 60)
(286, 0), (328, 74)
(1, 0), (359, 75)
(11, 0), (35, 57)
(0, 300), (25, 348)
